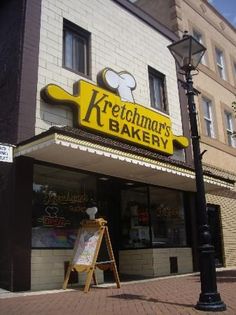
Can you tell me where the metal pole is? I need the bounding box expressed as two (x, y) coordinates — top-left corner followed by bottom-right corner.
(185, 70), (226, 312)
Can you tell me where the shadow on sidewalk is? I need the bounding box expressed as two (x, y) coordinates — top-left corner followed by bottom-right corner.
(108, 293), (195, 309)
(192, 270), (236, 283)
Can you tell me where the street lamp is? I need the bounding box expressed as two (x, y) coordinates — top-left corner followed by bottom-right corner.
(168, 32), (226, 312)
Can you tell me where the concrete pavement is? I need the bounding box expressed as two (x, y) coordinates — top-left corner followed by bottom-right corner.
(0, 268), (236, 315)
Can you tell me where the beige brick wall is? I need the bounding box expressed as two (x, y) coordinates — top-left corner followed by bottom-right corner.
(31, 249), (103, 291)
(36, 0), (184, 137)
(119, 249), (154, 277)
(119, 247), (193, 277)
(206, 192), (236, 267)
(135, 0), (236, 174)
(153, 248), (193, 276)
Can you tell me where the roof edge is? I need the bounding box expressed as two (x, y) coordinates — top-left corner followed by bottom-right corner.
(112, 0), (178, 42)
(203, 0), (236, 32)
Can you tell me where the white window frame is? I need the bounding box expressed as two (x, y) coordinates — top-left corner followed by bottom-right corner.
(202, 97), (215, 138)
(215, 48), (226, 80)
(234, 62), (236, 84)
(225, 111), (235, 147)
(193, 30), (206, 65)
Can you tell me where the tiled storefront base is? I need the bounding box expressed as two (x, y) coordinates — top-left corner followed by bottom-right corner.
(31, 248), (193, 290)
(31, 250), (104, 291)
(119, 248), (193, 277)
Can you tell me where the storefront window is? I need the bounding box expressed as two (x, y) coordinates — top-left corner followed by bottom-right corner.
(120, 185), (187, 249)
(121, 186), (150, 249)
(32, 164), (96, 248)
(150, 187), (187, 247)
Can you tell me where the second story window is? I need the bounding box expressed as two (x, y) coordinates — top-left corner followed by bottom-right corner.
(215, 48), (226, 80)
(234, 62), (236, 85)
(224, 111), (235, 147)
(63, 20), (90, 75)
(202, 97), (215, 138)
(149, 67), (167, 112)
(193, 30), (206, 65)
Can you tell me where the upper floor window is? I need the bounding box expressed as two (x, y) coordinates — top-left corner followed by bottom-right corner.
(63, 20), (90, 75)
(234, 62), (236, 83)
(202, 97), (215, 138)
(193, 30), (206, 65)
(149, 67), (167, 112)
(215, 48), (226, 80)
(224, 111), (235, 147)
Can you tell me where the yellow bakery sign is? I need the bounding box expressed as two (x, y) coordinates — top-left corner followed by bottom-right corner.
(41, 68), (189, 155)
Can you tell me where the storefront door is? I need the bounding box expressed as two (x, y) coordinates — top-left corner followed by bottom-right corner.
(97, 179), (121, 271)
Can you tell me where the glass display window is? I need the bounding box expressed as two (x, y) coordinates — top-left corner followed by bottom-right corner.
(120, 185), (187, 249)
(32, 164), (96, 248)
(121, 186), (150, 249)
(149, 187), (187, 247)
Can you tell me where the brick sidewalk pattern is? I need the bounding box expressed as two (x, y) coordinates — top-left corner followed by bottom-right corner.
(0, 269), (235, 315)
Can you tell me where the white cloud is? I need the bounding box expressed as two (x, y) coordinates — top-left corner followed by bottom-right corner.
(207, 0), (214, 3)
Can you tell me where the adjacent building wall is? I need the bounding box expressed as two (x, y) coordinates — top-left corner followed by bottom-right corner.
(134, 0), (236, 267)
(0, 0), (25, 145)
(206, 192), (236, 267)
(0, 0), (41, 292)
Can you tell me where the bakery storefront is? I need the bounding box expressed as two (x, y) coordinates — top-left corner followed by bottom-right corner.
(14, 69), (232, 291)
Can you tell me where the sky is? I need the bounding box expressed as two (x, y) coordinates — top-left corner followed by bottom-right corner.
(207, 0), (236, 27)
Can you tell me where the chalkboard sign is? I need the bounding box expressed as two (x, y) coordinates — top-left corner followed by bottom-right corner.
(63, 218), (120, 292)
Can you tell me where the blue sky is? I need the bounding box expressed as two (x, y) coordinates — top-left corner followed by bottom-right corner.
(208, 0), (236, 27)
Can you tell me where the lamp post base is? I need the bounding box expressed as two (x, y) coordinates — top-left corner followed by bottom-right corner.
(196, 293), (226, 312)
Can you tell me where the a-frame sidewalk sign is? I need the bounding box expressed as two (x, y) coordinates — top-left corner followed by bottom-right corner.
(63, 218), (120, 293)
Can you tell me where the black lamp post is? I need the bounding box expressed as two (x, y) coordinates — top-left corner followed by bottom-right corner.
(168, 32), (226, 312)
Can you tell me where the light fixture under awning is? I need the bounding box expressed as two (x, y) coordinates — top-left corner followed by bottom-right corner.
(14, 132), (234, 192)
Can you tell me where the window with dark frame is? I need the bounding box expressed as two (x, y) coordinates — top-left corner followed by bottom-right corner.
(63, 20), (90, 75)
(148, 67), (167, 112)
(32, 164), (97, 249)
(120, 185), (187, 249)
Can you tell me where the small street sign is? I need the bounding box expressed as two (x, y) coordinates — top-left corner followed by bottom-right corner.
(0, 143), (13, 163)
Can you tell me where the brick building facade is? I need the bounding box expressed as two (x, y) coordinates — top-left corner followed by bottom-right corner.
(0, 0), (233, 292)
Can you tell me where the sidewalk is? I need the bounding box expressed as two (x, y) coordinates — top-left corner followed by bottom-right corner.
(0, 268), (235, 315)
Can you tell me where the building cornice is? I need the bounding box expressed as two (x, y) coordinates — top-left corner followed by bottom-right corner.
(183, 0), (236, 46)
(112, 0), (179, 42)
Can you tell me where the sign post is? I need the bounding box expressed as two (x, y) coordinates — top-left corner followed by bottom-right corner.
(63, 218), (120, 293)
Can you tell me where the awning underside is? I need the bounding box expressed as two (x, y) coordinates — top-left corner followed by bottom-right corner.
(14, 132), (234, 192)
